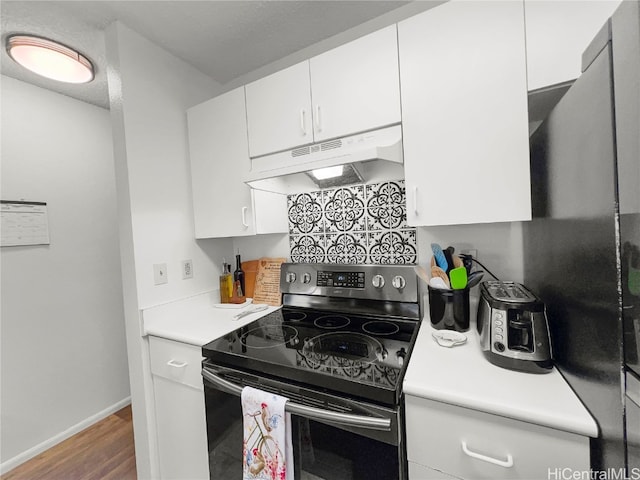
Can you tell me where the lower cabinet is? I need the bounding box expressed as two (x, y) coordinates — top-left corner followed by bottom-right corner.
(149, 336), (209, 480)
(406, 395), (590, 480)
(409, 461), (462, 480)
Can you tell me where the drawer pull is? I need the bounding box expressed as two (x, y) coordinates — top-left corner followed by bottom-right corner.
(461, 441), (513, 468)
(167, 359), (188, 368)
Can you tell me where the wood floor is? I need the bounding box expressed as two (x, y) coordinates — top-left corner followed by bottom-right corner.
(3, 405), (136, 480)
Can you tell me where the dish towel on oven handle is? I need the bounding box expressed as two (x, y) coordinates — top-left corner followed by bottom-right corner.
(241, 386), (293, 480)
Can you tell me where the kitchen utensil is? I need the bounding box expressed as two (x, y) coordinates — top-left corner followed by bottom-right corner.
(466, 271), (485, 289)
(429, 277), (449, 289)
(431, 330), (467, 348)
(233, 304), (268, 320)
(449, 266), (468, 290)
(452, 255), (464, 269)
(431, 265), (450, 288)
(214, 299), (252, 309)
(467, 270), (484, 288)
(443, 249), (454, 274)
(414, 265), (431, 285)
(431, 243), (448, 271)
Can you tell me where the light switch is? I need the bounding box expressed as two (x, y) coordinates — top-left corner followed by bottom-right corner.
(153, 263), (168, 285)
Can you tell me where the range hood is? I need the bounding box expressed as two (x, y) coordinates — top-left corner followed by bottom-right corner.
(245, 125), (404, 195)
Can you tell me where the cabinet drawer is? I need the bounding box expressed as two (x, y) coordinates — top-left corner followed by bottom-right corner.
(406, 396), (590, 480)
(149, 336), (204, 390)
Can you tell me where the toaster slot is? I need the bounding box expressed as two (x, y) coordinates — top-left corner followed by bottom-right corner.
(507, 311), (534, 353)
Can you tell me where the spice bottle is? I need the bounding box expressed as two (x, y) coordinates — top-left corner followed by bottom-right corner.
(233, 253), (245, 298)
(219, 261), (233, 303)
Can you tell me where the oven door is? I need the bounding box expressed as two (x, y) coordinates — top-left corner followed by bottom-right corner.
(202, 363), (406, 480)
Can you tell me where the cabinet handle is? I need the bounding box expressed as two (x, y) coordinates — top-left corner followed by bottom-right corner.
(300, 109), (307, 135)
(315, 105), (322, 133)
(167, 359), (188, 368)
(461, 441), (514, 468)
(413, 186), (419, 216)
(241, 206), (249, 228)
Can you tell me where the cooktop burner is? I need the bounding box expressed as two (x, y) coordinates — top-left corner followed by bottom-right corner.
(203, 306), (419, 405)
(362, 320), (400, 336)
(240, 324), (299, 349)
(314, 315), (350, 330)
(304, 332), (383, 363)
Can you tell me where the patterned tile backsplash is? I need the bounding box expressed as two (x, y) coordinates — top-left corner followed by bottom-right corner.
(288, 180), (417, 264)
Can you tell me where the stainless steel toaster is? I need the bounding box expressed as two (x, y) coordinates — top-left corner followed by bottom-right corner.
(477, 281), (553, 373)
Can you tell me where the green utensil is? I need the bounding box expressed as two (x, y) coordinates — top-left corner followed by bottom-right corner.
(449, 266), (468, 290)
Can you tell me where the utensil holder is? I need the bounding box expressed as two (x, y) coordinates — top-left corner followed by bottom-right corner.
(428, 285), (470, 332)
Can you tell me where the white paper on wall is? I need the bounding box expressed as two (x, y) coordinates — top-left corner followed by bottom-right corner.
(1, 201), (50, 247)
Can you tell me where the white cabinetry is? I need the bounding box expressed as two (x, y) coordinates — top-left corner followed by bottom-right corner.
(245, 25), (400, 158)
(245, 62), (313, 158)
(187, 87), (287, 239)
(525, 0), (622, 90)
(409, 461), (461, 480)
(308, 24), (401, 143)
(398, 0), (531, 226)
(149, 336), (209, 480)
(406, 396), (590, 480)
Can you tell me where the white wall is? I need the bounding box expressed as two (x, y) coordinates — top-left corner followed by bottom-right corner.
(0, 75), (130, 472)
(232, 233), (289, 262)
(104, 22), (233, 479)
(416, 223), (525, 283)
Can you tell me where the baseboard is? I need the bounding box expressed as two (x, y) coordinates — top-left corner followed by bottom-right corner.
(0, 396), (132, 475)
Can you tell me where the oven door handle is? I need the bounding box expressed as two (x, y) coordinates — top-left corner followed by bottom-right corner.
(201, 367), (392, 432)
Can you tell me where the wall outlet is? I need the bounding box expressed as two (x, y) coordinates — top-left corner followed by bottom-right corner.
(460, 248), (478, 259)
(459, 249), (478, 272)
(182, 259), (193, 279)
(153, 263), (168, 285)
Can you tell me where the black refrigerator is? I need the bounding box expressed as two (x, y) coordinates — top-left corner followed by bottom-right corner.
(524, 0), (639, 474)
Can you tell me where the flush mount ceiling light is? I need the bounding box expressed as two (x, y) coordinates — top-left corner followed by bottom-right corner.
(6, 35), (94, 83)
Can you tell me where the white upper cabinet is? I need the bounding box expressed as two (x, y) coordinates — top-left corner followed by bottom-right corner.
(525, 0), (622, 91)
(188, 87), (287, 238)
(245, 62), (313, 158)
(309, 25), (401, 143)
(245, 25), (401, 158)
(398, 0), (531, 227)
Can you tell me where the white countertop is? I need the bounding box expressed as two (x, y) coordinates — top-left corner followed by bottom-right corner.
(142, 290), (598, 439)
(404, 296), (599, 438)
(142, 291), (281, 347)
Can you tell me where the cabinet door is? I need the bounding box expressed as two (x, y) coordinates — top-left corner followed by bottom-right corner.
(525, 0), (622, 90)
(188, 88), (256, 238)
(309, 25), (401, 142)
(154, 376), (209, 480)
(398, 0), (531, 226)
(245, 61), (313, 157)
(409, 461), (462, 480)
(405, 396), (590, 480)
(252, 189), (288, 234)
(149, 337), (209, 480)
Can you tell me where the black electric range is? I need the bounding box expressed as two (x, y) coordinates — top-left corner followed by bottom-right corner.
(202, 263), (422, 406)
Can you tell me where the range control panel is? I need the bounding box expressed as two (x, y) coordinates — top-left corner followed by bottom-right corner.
(280, 263), (419, 303)
(317, 271), (365, 288)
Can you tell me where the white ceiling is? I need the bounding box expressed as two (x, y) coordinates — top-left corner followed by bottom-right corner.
(0, 0), (419, 109)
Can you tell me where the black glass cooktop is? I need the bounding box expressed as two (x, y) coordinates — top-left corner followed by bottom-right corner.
(202, 307), (421, 406)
